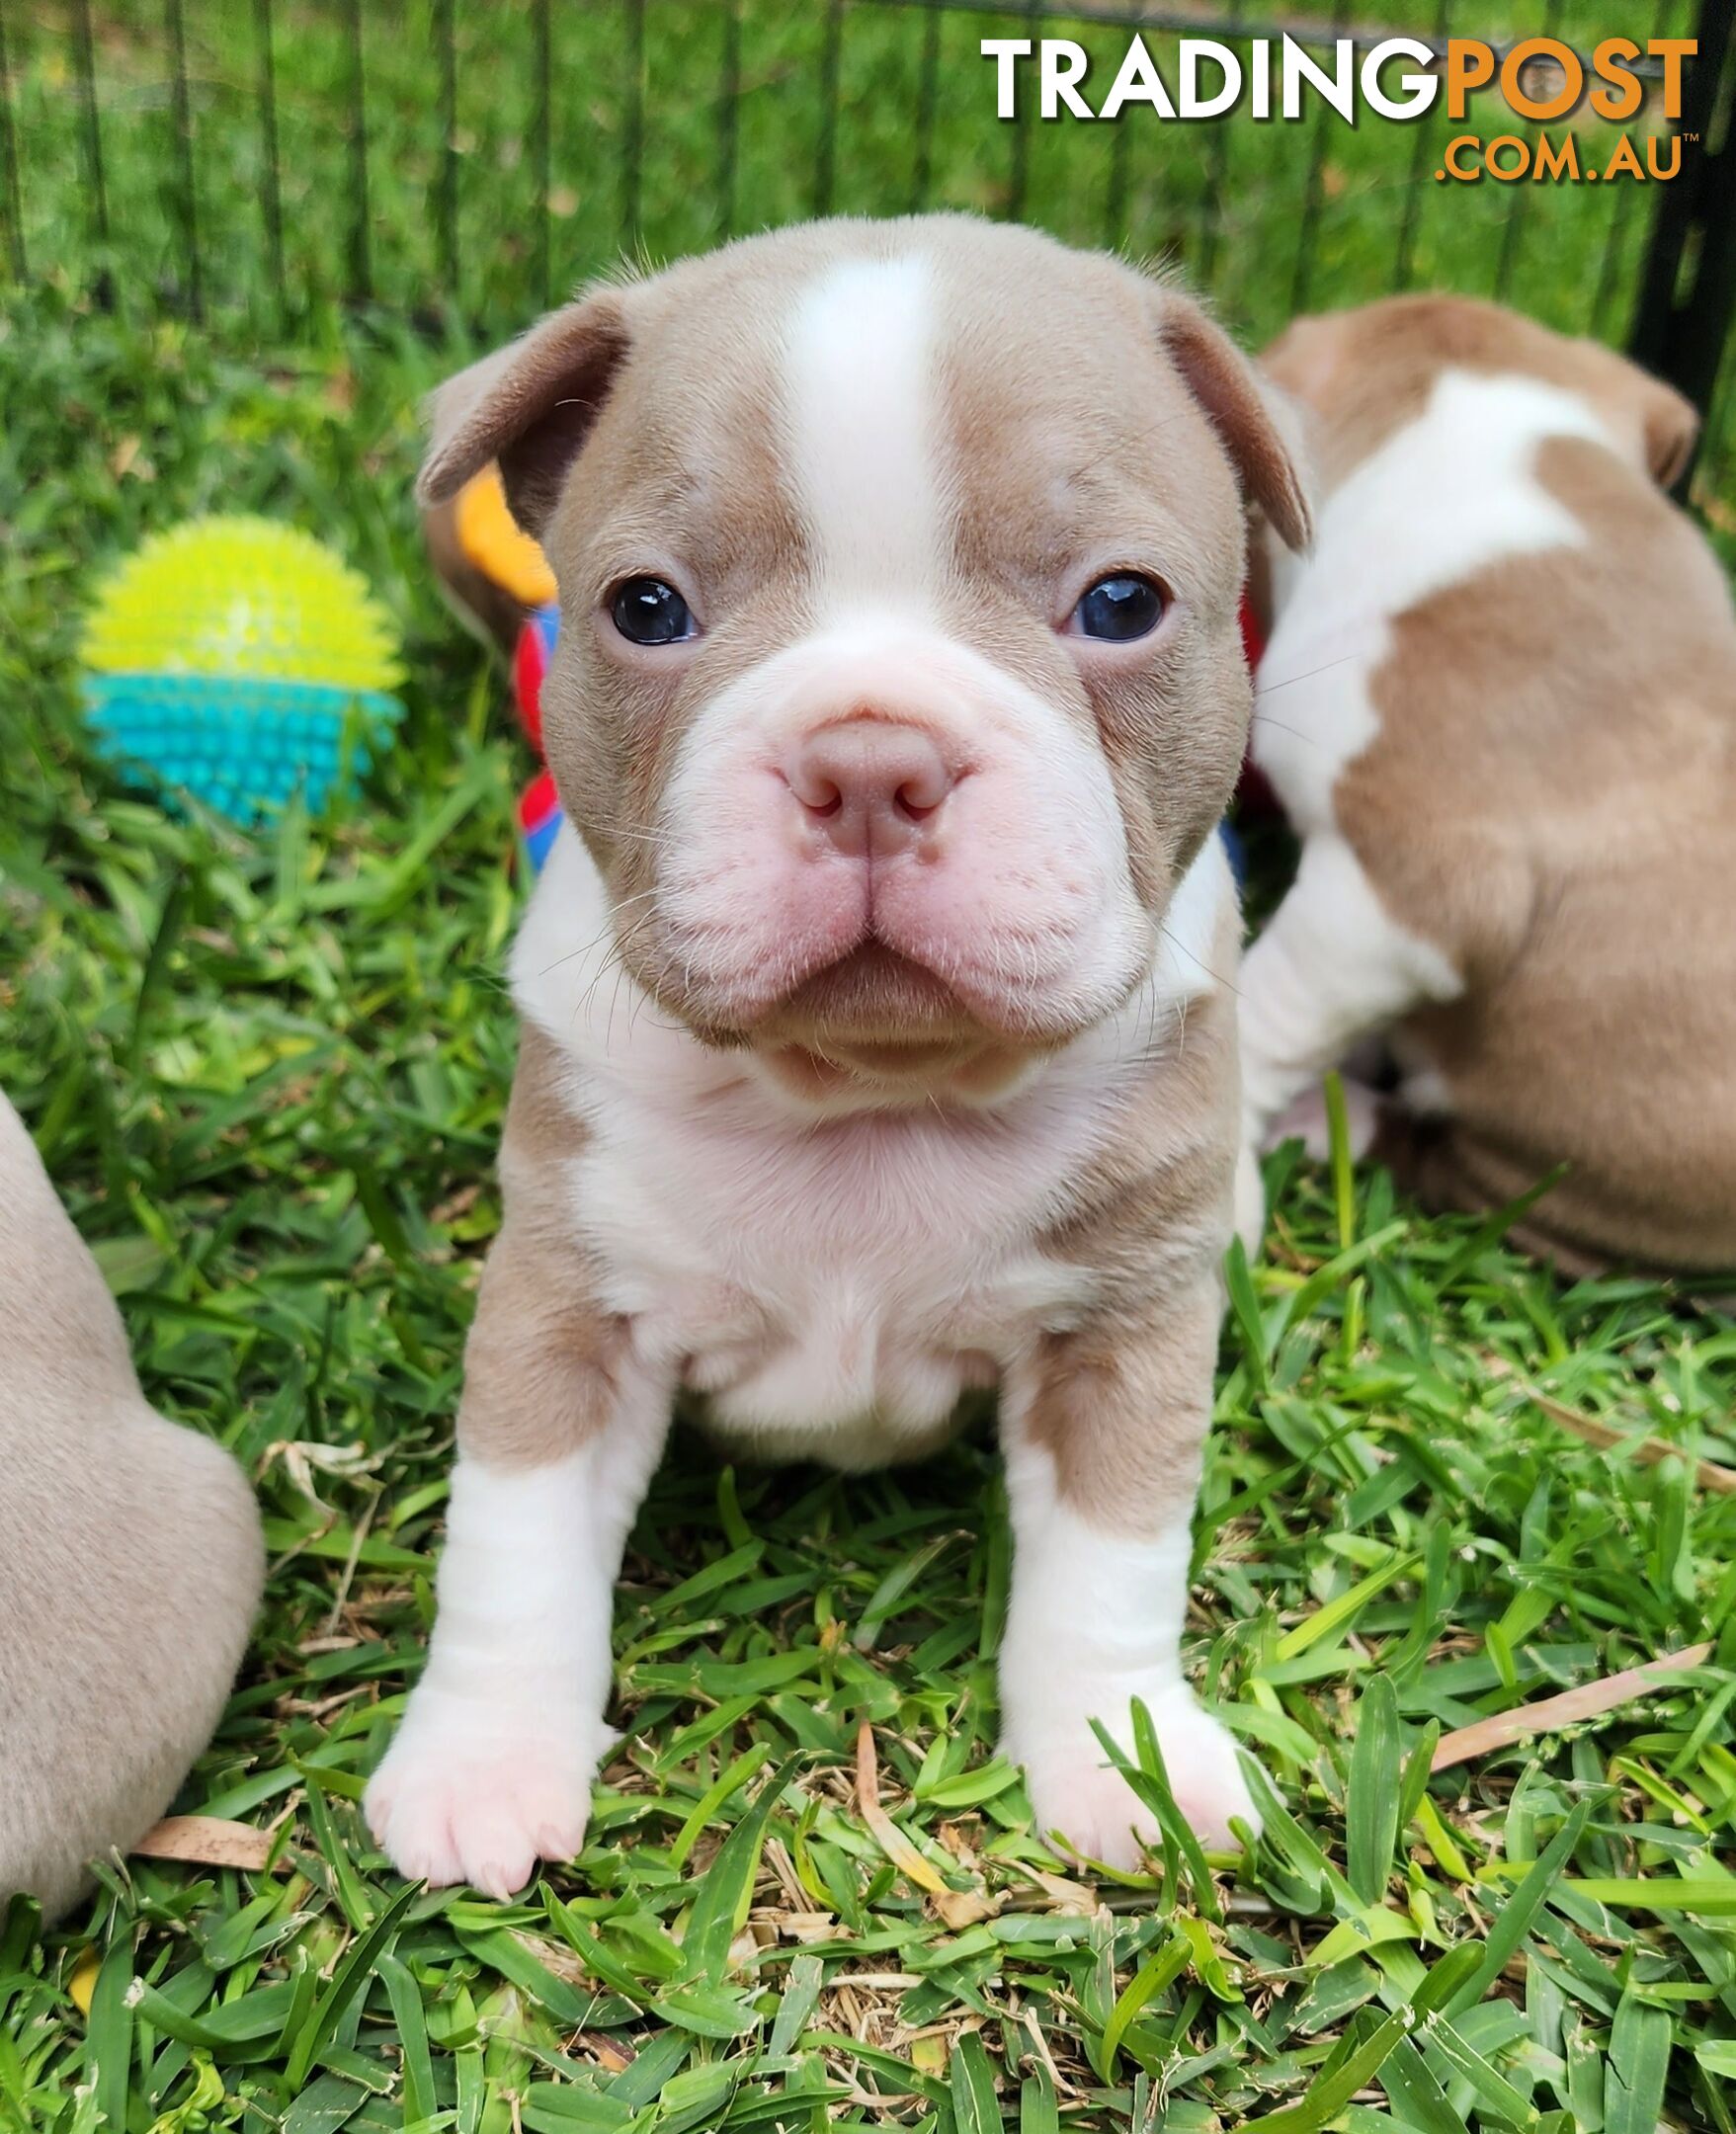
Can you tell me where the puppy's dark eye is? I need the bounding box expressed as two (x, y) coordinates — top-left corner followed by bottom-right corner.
(1070, 573), (1165, 642)
(611, 577), (696, 646)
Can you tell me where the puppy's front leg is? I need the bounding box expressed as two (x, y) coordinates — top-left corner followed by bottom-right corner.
(366, 1223), (669, 1898)
(1239, 832), (1461, 1147)
(999, 1283), (1254, 1871)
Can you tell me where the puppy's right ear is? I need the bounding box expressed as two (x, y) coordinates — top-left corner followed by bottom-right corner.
(418, 288), (633, 538)
(1149, 289), (1313, 552)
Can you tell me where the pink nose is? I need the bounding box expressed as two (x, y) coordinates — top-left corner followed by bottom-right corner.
(785, 722), (956, 858)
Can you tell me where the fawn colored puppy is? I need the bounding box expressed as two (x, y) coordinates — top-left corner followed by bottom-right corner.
(1241, 294), (1736, 1273)
(368, 215), (1312, 1895)
(0, 1092), (263, 1921)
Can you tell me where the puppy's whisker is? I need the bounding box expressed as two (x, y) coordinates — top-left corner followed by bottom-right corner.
(1254, 650), (1360, 698)
(596, 825), (673, 849)
(535, 888), (667, 984)
(1159, 920), (1241, 1004)
(1247, 713), (1321, 749)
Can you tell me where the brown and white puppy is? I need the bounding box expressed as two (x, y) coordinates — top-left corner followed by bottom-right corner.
(365, 215), (1310, 1895)
(1241, 294), (1736, 1273)
(0, 1092), (263, 1921)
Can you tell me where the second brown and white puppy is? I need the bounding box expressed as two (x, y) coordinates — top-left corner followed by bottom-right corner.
(1242, 294), (1736, 1273)
(365, 215), (1310, 1894)
(0, 1092), (263, 1920)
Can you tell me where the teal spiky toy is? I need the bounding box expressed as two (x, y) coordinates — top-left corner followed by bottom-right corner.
(81, 517), (404, 823)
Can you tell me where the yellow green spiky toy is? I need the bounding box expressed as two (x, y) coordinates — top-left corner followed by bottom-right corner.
(80, 517), (404, 823)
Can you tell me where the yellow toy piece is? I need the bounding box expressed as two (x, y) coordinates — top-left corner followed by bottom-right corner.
(454, 464), (557, 609)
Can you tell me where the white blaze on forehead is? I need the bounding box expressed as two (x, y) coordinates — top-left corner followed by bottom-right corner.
(783, 253), (944, 608)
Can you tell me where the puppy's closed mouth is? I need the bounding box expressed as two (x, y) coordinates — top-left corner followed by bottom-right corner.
(775, 941), (971, 1042)
(751, 942), (1081, 1105)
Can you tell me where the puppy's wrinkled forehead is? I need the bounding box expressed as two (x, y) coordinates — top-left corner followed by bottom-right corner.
(584, 226), (1247, 609)
(423, 216), (1309, 604)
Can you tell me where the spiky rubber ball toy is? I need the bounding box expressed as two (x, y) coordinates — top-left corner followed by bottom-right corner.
(80, 517), (404, 823)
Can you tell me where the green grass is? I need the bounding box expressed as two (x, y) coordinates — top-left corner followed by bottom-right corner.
(4, 6), (1736, 2129)
(2, 4), (1729, 441)
(6, 0), (1730, 539)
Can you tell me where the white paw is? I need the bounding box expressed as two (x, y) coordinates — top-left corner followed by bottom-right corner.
(365, 1694), (612, 1898)
(1013, 1688), (1259, 1871)
(1262, 1076), (1379, 1161)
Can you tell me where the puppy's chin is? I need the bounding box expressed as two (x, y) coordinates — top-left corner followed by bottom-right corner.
(625, 929), (1140, 1101)
(731, 946), (1062, 1108)
(753, 1033), (1041, 1109)
(772, 944), (975, 1044)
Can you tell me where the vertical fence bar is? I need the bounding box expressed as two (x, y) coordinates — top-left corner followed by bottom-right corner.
(0, 0), (21, 284)
(164, 0), (202, 320)
(1197, 47), (1234, 290)
(1601, 0), (1691, 336)
(1494, 0), (1562, 302)
(814, 0), (844, 216)
(1700, 339), (1734, 499)
(1595, 0), (1669, 336)
(1288, 10), (1345, 315)
(620, 0), (643, 253)
(1104, 94), (1132, 250)
(72, 0), (110, 304)
(1591, 179), (1636, 338)
(533, 0), (551, 307)
(1595, 0), (1695, 337)
(1391, 0), (1450, 291)
(254, 0), (286, 326)
(714, 0), (740, 239)
(435, 0), (458, 298)
(911, 0), (941, 211)
(1630, 0), (1736, 430)
(344, 0), (371, 302)
(1695, 0), (1736, 499)
(1006, 0), (1042, 222)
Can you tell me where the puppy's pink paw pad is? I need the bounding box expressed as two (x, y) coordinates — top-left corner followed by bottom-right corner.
(1152, 1699), (1261, 1850)
(1023, 1759), (1166, 1872)
(1016, 1696), (1259, 1871)
(365, 1714), (607, 1896)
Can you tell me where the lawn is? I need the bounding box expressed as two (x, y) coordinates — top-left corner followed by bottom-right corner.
(3, 5), (1735, 2131)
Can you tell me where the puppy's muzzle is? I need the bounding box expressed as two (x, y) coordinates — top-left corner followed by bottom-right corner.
(783, 719), (960, 862)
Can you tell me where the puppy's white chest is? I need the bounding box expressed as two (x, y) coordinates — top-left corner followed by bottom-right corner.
(565, 1087), (1100, 1466)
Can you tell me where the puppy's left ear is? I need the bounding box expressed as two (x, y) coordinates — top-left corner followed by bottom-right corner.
(1576, 339), (1699, 491)
(1635, 373), (1698, 490)
(418, 286), (633, 538)
(1151, 291), (1313, 552)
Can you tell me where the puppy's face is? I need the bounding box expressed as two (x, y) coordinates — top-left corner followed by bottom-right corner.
(425, 218), (1307, 1101)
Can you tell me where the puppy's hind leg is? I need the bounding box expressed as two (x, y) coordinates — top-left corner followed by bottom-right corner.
(366, 1225), (670, 1899)
(1239, 833), (1461, 1150)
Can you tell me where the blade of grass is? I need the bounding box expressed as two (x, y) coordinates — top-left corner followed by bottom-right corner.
(1433, 1647), (1713, 1769)
(1347, 1673), (1401, 1906)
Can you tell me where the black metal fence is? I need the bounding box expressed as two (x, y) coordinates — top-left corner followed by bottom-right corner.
(4, 1), (1733, 498)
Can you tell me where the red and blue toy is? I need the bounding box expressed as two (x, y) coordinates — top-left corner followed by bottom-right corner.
(513, 602), (564, 871)
(425, 465), (569, 873)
